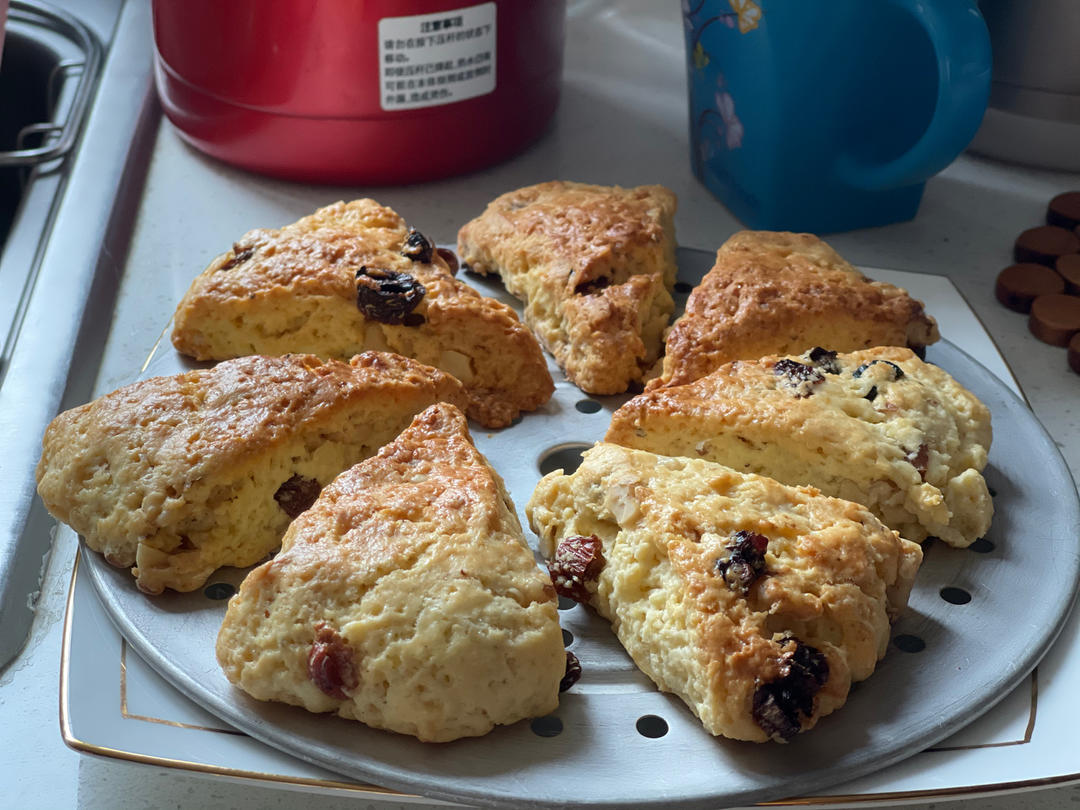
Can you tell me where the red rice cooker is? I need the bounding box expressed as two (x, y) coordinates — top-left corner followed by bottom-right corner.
(152, 0), (566, 183)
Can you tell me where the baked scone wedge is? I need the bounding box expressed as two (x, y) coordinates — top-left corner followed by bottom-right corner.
(527, 443), (923, 743)
(457, 180), (678, 394)
(216, 403), (567, 743)
(609, 346), (992, 548)
(654, 231), (939, 389)
(171, 198), (552, 428)
(36, 352), (467, 594)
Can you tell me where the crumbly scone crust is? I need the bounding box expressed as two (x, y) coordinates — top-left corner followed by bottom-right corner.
(171, 199), (552, 428)
(35, 352), (468, 593)
(457, 180), (678, 394)
(216, 404), (566, 742)
(527, 443), (922, 742)
(610, 346), (992, 547)
(656, 231), (940, 389)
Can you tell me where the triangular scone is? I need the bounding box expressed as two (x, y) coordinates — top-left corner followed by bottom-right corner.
(654, 231), (939, 389)
(527, 443), (922, 743)
(610, 346), (992, 548)
(457, 181), (678, 395)
(216, 404), (567, 743)
(36, 352), (467, 594)
(171, 199), (553, 428)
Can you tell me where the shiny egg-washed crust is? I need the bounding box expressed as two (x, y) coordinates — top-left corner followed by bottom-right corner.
(610, 346), (992, 548)
(217, 404), (566, 743)
(655, 231), (939, 389)
(35, 352), (468, 594)
(527, 443), (922, 743)
(171, 199), (553, 428)
(457, 181), (678, 395)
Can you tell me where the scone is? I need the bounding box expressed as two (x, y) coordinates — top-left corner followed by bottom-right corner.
(655, 231), (939, 389)
(36, 352), (468, 594)
(609, 346), (992, 548)
(527, 443), (922, 743)
(457, 180), (678, 394)
(216, 403), (567, 743)
(171, 198), (552, 428)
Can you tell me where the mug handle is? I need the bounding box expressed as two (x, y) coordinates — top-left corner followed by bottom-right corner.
(837, 0), (990, 191)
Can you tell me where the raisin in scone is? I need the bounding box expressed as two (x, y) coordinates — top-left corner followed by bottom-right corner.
(609, 346), (992, 548)
(171, 198), (552, 428)
(457, 181), (678, 394)
(527, 443), (922, 743)
(217, 403), (567, 743)
(654, 231), (939, 389)
(36, 352), (467, 594)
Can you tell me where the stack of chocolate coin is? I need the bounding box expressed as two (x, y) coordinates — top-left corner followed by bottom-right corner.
(996, 191), (1080, 375)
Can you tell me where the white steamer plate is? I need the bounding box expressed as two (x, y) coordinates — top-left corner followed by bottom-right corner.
(81, 248), (1080, 809)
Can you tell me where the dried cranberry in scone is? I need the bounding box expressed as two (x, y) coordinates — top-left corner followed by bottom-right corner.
(307, 622), (358, 700)
(714, 530), (769, 593)
(548, 534), (605, 603)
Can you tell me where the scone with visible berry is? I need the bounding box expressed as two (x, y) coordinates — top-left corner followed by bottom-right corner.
(609, 346), (992, 548)
(457, 181), (678, 394)
(655, 231), (938, 389)
(36, 352), (467, 594)
(527, 443), (922, 743)
(217, 403), (568, 743)
(171, 198), (552, 428)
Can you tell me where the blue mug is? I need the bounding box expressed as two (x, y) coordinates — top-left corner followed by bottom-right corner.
(683, 0), (991, 233)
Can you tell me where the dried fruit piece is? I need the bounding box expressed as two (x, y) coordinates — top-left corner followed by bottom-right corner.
(355, 266), (426, 325)
(906, 443), (929, 480)
(273, 474), (321, 519)
(549, 534), (605, 603)
(401, 228), (435, 264)
(806, 347), (841, 374)
(307, 622), (358, 700)
(852, 359), (905, 380)
(773, 359), (824, 397)
(751, 636), (830, 741)
(436, 247), (459, 274)
(714, 530), (769, 593)
(560, 650), (582, 692)
(221, 244), (255, 271)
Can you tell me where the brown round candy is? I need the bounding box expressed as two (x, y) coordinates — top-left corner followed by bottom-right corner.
(1047, 191), (1080, 230)
(1056, 254), (1080, 296)
(1029, 294), (1080, 346)
(1069, 333), (1080, 375)
(995, 263), (1065, 313)
(1014, 225), (1080, 266)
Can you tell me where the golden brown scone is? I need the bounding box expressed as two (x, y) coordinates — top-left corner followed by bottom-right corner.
(217, 403), (567, 743)
(171, 199), (552, 428)
(457, 181), (678, 394)
(36, 352), (467, 594)
(610, 346), (992, 548)
(527, 443), (922, 743)
(654, 231), (939, 389)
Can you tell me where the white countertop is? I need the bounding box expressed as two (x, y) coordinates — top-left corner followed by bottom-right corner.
(3, 1), (1079, 808)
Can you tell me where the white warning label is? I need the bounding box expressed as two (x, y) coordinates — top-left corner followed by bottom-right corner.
(378, 3), (497, 111)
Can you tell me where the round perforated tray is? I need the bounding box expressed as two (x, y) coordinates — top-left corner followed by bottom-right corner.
(83, 249), (1080, 808)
